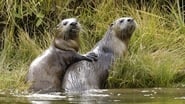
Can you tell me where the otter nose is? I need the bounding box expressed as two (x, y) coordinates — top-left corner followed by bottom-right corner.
(127, 18), (134, 22)
(70, 22), (77, 26)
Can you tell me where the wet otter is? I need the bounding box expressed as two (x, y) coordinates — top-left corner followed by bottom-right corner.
(27, 18), (97, 92)
(62, 17), (136, 91)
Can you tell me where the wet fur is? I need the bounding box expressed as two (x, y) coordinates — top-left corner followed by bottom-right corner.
(62, 17), (136, 91)
(27, 18), (90, 92)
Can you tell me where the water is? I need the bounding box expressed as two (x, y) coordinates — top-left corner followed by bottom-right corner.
(1, 88), (185, 104)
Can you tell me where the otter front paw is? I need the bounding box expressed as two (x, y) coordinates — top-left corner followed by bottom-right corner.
(85, 52), (98, 61)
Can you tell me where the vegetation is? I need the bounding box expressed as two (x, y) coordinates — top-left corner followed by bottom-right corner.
(0, 0), (185, 92)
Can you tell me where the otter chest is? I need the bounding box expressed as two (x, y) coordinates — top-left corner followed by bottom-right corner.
(111, 35), (127, 56)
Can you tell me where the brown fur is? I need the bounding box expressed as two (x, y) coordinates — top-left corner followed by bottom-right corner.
(53, 24), (80, 52)
(62, 17), (136, 91)
(26, 18), (96, 93)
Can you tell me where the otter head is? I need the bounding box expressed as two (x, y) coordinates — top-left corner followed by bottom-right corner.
(110, 17), (136, 41)
(56, 18), (81, 40)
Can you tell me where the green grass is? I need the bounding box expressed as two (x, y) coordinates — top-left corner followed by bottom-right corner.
(0, 0), (185, 92)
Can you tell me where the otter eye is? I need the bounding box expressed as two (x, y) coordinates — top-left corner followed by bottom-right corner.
(63, 21), (68, 26)
(120, 19), (124, 23)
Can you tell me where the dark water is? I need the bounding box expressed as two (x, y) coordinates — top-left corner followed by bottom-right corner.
(1, 88), (185, 104)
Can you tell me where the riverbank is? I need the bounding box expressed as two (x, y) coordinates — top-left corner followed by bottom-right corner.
(0, 0), (185, 92)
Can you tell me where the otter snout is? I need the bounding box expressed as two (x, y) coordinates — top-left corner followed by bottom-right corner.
(121, 17), (136, 31)
(124, 17), (135, 25)
(70, 22), (78, 26)
(112, 17), (136, 32)
(70, 21), (80, 31)
(56, 18), (81, 33)
(127, 18), (134, 22)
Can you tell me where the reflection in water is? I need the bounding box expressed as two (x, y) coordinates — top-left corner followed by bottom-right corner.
(1, 88), (185, 104)
(25, 93), (66, 104)
(65, 89), (110, 104)
(28, 89), (110, 104)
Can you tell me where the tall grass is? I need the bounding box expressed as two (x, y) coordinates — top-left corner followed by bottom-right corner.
(0, 0), (185, 92)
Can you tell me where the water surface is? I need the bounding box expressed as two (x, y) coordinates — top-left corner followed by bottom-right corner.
(1, 88), (185, 104)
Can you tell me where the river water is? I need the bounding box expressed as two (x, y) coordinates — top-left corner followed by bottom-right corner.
(0, 88), (185, 104)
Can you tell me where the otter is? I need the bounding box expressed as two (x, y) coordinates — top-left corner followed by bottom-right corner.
(27, 18), (97, 92)
(62, 17), (136, 91)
